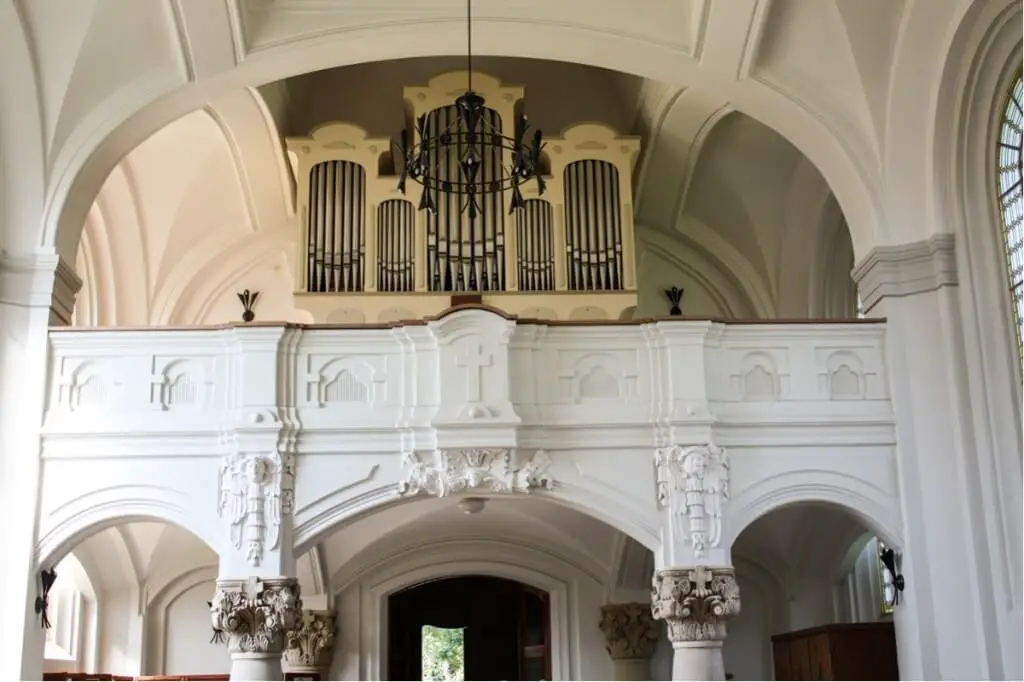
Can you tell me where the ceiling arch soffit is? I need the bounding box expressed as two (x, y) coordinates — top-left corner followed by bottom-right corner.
(204, 87), (296, 232)
(330, 536), (608, 596)
(0, 0), (46, 253)
(24, 1), (884, 273)
(642, 221), (775, 318)
(608, 534), (654, 594)
(300, 543), (330, 597)
(75, 221), (100, 326)
(324, 504), (615, 589)
(89, 165), (151, 323)
(882, 0), (1017, 244)
(773, 156), (841, 316)
(89, 163), (151, 325)
(633, 86), (733, 230)
(747, 0), (882, 185)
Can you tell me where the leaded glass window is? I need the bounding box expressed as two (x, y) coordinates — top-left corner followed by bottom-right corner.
(997, 71), (1024, 356)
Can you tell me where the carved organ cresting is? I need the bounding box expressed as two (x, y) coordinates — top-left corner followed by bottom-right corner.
(655, 444), (730, 560)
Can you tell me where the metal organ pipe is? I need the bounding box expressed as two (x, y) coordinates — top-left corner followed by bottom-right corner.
(377, 199), (416, 292)
(306, 160), (366, 292)
(515, 199), (555, 291)
(562, 160), (624, 291)
(425, 103), (506, 292)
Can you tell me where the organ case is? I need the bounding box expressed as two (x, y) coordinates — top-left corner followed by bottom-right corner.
(287, 72), (640, 324)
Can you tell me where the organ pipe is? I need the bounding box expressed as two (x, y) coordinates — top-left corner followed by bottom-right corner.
(562, 160), (624, 291)
(515, 199), (555, 291)
(306, 160), (366, 293)
(377, 199), (416, 292)
(425, 103), (506, 292)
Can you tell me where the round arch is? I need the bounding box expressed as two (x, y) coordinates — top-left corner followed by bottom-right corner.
(292, 482), (661, 557)
(36, 488), (219, 568)
(728, 469), (903, 548)
(145, 563), (220, 675)
(352, 541), (587, 681)
(18, 16), (883, 271)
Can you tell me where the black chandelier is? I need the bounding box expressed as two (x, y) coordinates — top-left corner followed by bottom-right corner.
(394, 0), (546, 218)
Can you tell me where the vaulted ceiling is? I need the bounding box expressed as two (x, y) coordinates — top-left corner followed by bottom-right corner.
(72, 54), (857, 326)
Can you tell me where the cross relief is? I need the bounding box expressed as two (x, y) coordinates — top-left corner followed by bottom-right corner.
(455, 342), (494, 403)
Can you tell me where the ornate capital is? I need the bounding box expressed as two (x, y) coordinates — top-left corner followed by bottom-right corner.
(398, 448), (554, 497)
(599, 603), (660, 660)
(651, 567), (740, 643)
(655, 443), (730, 560)
(284, 609), (338, 669)
(210, 577), (302, 654)
(218, 448), (296, 567)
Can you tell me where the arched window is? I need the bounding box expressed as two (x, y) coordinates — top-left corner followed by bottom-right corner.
(997, 71), (1023, 356)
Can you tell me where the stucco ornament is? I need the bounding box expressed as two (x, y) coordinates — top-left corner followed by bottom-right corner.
(651, 567), (740, 643)
(210, 577), (302, 654)
(398, 448), (554, 496)
(218, 448), (296, 566)
(599, 603), (660, 660)
(284, 609), (338, 668)
(655, 443), (729, 559)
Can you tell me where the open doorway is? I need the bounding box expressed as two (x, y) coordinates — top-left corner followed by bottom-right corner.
(387, 575), (551, 681)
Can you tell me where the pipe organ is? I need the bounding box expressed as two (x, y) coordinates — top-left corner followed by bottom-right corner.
(288, 72), (640, 323)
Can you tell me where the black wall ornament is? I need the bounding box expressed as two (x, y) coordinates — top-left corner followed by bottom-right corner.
(664, 286), (684, 316)
(35, 568), (57, 629)
(237, 289), (260, 323)
(879, 546), (906, 607)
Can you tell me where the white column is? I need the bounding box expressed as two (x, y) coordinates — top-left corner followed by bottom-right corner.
(0, 252), (80, 680)
(283, 609), (338, 679)
(652, 443), (738, 681)
(854, 235), (1023, 680)
(212, 326), (302, 680)
(599, 603), (659, 681)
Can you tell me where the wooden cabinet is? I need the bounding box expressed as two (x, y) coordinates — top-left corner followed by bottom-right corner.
(771, 622), (899, 680)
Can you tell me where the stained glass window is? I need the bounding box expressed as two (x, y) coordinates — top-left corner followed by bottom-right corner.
(997, 71), (1024, 356)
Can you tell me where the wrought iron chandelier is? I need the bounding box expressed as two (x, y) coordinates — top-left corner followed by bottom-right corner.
(394, 0), (546, 218)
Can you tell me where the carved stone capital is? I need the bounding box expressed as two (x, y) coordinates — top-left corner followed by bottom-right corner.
(651, 567), (740, 643)
(210, 577), (302, 654)
(655, 443), (730, 560)
(599, 603), (660, 660)
(284, 609), (338, 669)
(398, 448), (554, 497)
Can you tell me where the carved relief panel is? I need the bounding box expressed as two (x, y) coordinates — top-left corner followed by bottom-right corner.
(428, 311), (516, 423)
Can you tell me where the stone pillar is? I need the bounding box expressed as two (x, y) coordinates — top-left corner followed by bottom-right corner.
(854, 236), (1023, 679)
(651, 566), (740, 682)
(599, 603), (659, 680)
(0, 252), (79, 680)
(283, 609), (338, 679)
(211, 577), (302, 681)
